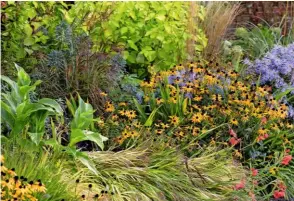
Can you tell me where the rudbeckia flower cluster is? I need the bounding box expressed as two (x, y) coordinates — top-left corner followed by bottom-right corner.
(1, 155), (46, 201)
(138, 61), (292, 145)
(100, 60), (293, 153)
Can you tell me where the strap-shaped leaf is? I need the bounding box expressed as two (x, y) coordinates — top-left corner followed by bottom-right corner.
(133, 98), (147, 121)
(144, 106), (161, 127)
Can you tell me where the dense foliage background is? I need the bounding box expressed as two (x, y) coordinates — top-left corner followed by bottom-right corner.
(1, 1), (294, 201)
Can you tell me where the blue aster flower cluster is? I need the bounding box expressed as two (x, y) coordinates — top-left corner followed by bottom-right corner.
(167, 65), (230, 99)
(244, 43), (294, 119)
(244, 43), (294, 92)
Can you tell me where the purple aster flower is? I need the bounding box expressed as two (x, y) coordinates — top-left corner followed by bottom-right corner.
(245, 43), (294, 93)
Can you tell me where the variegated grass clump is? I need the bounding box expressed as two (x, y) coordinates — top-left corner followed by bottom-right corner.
(72, 143), (249, 201)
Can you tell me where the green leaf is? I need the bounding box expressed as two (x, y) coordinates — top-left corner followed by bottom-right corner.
(127, 40), (138, 51)
(24, 48), (33, 55)
(144, 51), (157, 62)
(182, 98), (188, 114)
(133, 98), (147, 121)
(84, 131), (107, 150)
(69, 128), (85, 147)
(127, 52), (137, 63)
(120, 27), (128, 35)
(27, 8), (37, 19)
(44, 139), (61, 150)
(76, 152), (98, 175)
(16, 64), (31, 86)
(24, 24), (33, 36)
(275, 88), (294, 101)
(164, 24), (172, 34)
(39, 98), (63, 115)
(144, 106), (161, 127)
(1, 101), (15, 127)
(28, 132), (43, 145)
(136, 53), (145, 63)
(39, 35), (49, 44)
(24, 37), (35, 46)
(156, 14), (166, 21)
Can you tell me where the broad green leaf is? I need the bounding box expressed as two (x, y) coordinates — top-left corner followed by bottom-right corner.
(69, 128), (85, 147)
(27, 7), (37, 19)
(24, 37), (35, 46)
(39, 35), (49, 44)
(44, 139), (61, 150)
(136, 53), (145, 63)
(83, 130), (107, 150)
(144, 51), (157, 62)
(39, 98), (63, 115)
(164, 24), (172, 34)
(156, 14), (166, 21)
(24, 48), (33, 55)
(24, 24), (33, 36)
(28, 132), (44, 145)
(127, 52), (137, 63)
(16, 64), (31, 86)
(1, 101), (15, 127)
(120, 27), (128, 35)
(127, 40), (138, 51)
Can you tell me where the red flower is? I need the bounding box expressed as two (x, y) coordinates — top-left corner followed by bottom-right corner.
(251, 168), (258, 176)
(229, 137), (241, 146)
(274, 191), (285, 199)
(229, 129), (237, 138)
(281, 155), (292, 165)
(234, 179), (245, 190)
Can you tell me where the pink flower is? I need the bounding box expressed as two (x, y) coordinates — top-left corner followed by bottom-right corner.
(278, 182), (286, 191)
(249, 192), (256, 201)
(234, 179), (245, 190)
(251, 168), (258, 176)
(261, 117), (267, 124)
(274, 190), (285, 199)
(229, 137), (241, 146)
(281, 155), (292, 165)
(252, 180), (258, 186)
(264, 133), (269, 139)
(229, 129), (237, 138)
